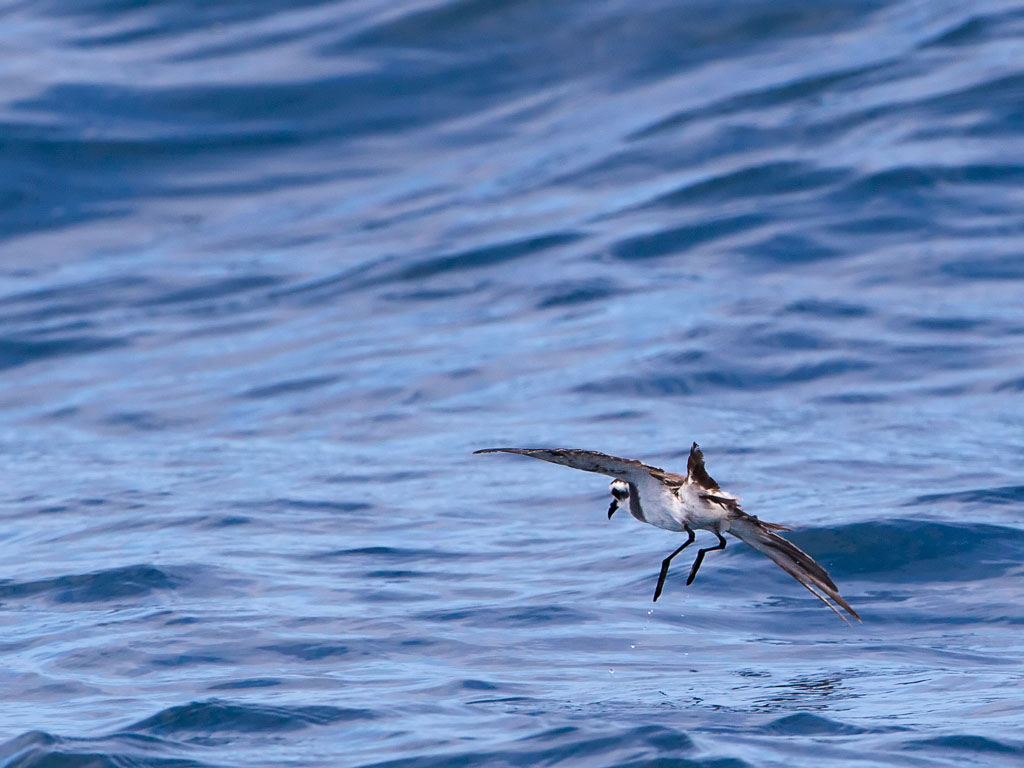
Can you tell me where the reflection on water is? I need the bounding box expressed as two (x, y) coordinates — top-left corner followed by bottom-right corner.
(756, 673), (853, 712)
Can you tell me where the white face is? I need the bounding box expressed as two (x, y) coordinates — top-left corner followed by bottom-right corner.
(609, 480), (629, 502)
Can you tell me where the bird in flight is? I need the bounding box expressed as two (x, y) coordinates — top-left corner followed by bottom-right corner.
(474, 443), (860, 622)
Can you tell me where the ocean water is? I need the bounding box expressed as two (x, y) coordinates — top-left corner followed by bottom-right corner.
(2, 0), (1024, 766)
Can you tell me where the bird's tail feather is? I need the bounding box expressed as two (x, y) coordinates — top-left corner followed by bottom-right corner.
(729, 517), (861, 623)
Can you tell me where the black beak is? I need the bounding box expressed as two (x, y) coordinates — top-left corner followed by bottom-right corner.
(607, 500), (618, 519)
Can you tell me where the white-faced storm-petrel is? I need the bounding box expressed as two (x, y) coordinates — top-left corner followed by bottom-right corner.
(475, 443), (860, 622)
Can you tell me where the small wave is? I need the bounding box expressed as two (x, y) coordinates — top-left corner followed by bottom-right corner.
(206, 678), (281, 691)
(0, 335), (127, 371)
(1, 271), (285, 346)
(758, 713), (870, 736)
(628, 61), (887, 141)
(145, 275), (284, 307)
(393, 233), (582, 283)
(610, 213), (766, 260)
(260, 643), (350, 661)
(275, 232), (581, 305)
(782, 298), (871, 318)
(0, 275), (148, 320)
(909, 485), (1024, 507)
(941, 254), (1024, 281)
(415, 603), (589, 628)
(0, 731), (60, 761)
(643, 162), (848, 210)
(825, 213), (927, 235)
(236, 499), (372, 515)
(0, 730), (214, 768)
(239, 375), (339, 400)
(742, 232), (841, 264)
(923, 13), (997, 48)
(127, 699), (375, 735)
(102, 410), (177, 432)
(995, 376), (1024, 392)
(903, 734), (1022, 755)
(766, 520), (1024, 583)
(355, 723), (744, 768)
(535, 281), (616, 309)
(577, 357), (871, 397)
(0, 564), (180, 604)
(312, 546), (469, 562)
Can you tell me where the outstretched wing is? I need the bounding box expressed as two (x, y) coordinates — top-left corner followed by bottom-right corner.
(474, 448), (685, 486)
(728, 516), (861, 623)
(686, 442), (719, 490)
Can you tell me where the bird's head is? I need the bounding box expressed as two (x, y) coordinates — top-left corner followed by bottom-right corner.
(607, 480), (630, 519)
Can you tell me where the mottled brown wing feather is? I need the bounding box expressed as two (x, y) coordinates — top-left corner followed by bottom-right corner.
(686, 442), (719, 490)
(473, 448), (686, 485)
(729, 516), (861, 622)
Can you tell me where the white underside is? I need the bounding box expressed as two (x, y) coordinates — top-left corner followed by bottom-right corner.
(634, 478), (737, 533)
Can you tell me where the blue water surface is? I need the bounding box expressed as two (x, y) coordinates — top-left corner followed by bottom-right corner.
(2, 0), (1023, 766)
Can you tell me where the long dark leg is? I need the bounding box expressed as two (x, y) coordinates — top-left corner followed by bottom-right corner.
(653, 525), (695, 602)
(686, 531), (727, 586)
